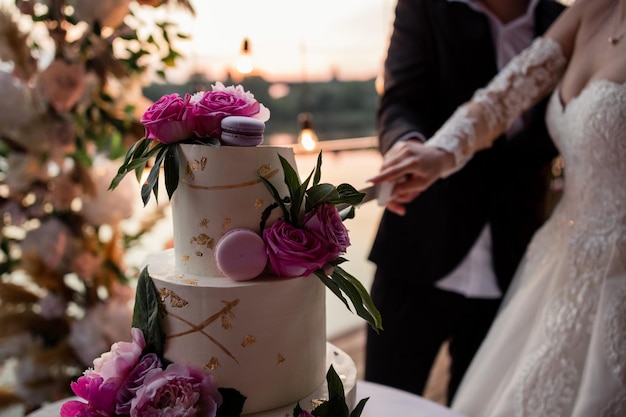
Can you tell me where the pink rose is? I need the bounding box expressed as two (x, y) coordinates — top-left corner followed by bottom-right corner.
(130, 363), (222, 417)
(263, 220), (330, 277)
(304, 203), (350, 260)
(92, 328), (145, 387)
(190, 82), (270, 138)
(141, 93), (190, 143)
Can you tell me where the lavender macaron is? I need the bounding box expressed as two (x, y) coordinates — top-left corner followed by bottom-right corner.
(220, 115), (265, 146)
(215, 228), (268, 281)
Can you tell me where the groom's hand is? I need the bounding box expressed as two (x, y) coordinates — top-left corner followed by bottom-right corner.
(368, 139), (455, 216)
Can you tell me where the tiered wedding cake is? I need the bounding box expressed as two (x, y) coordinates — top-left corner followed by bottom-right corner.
(61, 83), (380, 417)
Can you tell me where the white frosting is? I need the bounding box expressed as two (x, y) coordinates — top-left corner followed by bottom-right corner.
(171, 144), (296, 277)
(249, 344), (357, 417)
(147, 250), (327, 415)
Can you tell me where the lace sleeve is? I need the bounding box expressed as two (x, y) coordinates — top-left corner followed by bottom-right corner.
(426, 37), (567, 177)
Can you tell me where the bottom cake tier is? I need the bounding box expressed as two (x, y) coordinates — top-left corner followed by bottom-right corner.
(146, 249), (329, 414)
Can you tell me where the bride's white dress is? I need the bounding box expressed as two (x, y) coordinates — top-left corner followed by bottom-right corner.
(431, 39), (626, 417)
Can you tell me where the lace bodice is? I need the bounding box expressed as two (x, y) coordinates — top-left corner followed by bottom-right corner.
(547, 79), (626, 223)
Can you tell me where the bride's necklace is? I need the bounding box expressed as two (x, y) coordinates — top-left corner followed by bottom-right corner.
(608, 3), (626, 45)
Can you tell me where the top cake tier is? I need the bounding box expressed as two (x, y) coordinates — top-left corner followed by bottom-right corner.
(171, 144), (297, 277)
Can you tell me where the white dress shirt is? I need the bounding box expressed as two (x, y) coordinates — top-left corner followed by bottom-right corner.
(435, 0), (540, 298)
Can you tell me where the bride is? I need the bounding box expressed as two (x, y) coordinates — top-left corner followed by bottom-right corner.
(368, 0), (626, 415)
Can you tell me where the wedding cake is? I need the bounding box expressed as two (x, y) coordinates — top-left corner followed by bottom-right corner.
(61, 83), (380, 417)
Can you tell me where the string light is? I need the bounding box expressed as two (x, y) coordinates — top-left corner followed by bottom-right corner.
(236, 37), (253, 74)
(297, 112), (318, 151)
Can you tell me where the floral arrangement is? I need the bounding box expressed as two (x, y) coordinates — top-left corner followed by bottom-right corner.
(110, 83), (270, 205)
(110, 86), (382, 331)
(259, 153), (382, 330)
(0, 0), (193, 413)
(60, 271), (369, 417)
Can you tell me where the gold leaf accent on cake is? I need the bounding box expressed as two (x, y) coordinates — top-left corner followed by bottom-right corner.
(221, 315), (232, 330)
(158, 288), (189, 308)
(186, 161), (198, 181)
(258, 164), (272, 176)
(311, 399), (326, 408)
(158, 288), (171, 301)
(167, 299), (242, 365)
(181, 168), (280, 190)
(254, 199), (264, 209)
(222, 218), (232, 230)
(195, 251), (203, 257)
(241, 335), (256, 347)
(200, 218), (209, 228)
(190, 236), (197, 244)
(277, 353), (285, 364)
(181, 255), (190, 262)
(168, 292), (189, 308)
(200, 156), (207, 170)
(181, 278), (198, 286)
(205, 357), (220, 371)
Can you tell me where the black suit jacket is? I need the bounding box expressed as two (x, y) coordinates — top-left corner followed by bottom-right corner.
(369, 0), (565, 292)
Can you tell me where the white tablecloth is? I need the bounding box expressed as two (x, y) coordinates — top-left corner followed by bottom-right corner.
(357, 381), (467, 417)
(28, 381), (466, 417)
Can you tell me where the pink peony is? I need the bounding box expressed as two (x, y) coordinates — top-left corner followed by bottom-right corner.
(263, 220), (330, 277)
(130, 363), (222, 417)
(190, 82), (270, 138)
(92, 328), (145, 387)
(116, 353), (162, 415)
(141, 93), (190, 143)
(62, 372), (118, 416)
(304, 203), (350, 260)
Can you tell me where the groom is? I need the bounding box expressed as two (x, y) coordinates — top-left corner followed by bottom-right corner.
(364, 0), (565, 404)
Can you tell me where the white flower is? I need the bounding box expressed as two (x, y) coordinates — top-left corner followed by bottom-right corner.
(71, 0), (132, 28)
(69, 286), (134, 366)
(81, 155), (139, 226)
(21, 217), (71, 272)
(37, 292), (67, 320)
(0, 70), (38, 129)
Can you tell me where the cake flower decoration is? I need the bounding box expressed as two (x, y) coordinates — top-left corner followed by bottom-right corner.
(109, 82), (270, 205)
(260, 152), (383, 332)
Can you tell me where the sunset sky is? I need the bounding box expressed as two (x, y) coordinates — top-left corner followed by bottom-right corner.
(165, 0), (397, 83)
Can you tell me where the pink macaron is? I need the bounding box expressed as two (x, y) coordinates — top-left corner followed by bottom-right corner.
(215, 228), (268, 281)
(220, 116), (265, 146)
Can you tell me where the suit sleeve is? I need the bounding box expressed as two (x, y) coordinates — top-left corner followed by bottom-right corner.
(377, 0), (438, 154)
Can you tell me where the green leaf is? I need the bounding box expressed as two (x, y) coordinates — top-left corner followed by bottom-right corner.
(216, 388), (246, 417)
(141, 145), (168, 206)
(132, 267), (167, 358)
(313, 151), (323, 186)
(278, 154), (308, 224)
(307, 183), (339, 209)
(315, 270), (351, 311)
(259, 175), (290, 222)
(164, 145), (180, 200)
(349, 399), (369, 417)
(332, 264), (383, 331)
(336, 183), (366, 205)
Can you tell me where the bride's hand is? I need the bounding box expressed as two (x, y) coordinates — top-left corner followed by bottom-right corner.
(368, 139), (455, 215)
